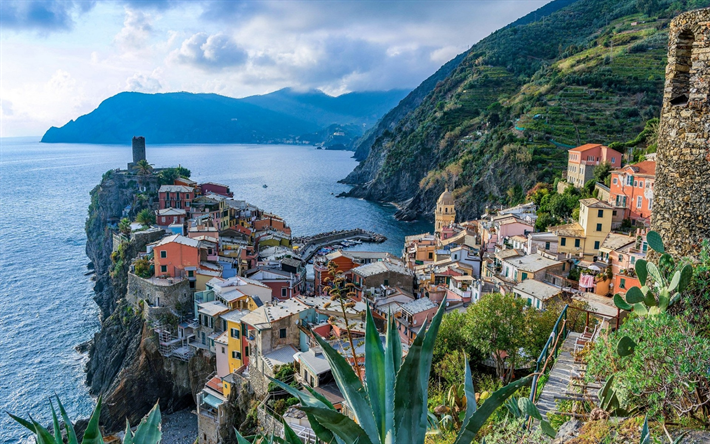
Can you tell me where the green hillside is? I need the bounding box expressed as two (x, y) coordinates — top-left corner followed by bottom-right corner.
(345, 0), (710, 221)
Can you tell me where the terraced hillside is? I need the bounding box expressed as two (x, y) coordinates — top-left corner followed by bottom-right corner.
(344, 0), (710, 221)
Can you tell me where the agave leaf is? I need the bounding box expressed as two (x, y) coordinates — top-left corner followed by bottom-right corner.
(646, 262), (665, 288)
(672, 432), (689, 443)
(305, 412), (340, 444)
(56, 396), (79, 444)
(268, 376), (330, 411)
(311, 332), (380, 444)
(282, 420), (305, 444)
(613, 294), (632, 311)
(635, 259), (648, 286)
(364, 305), (387, 444)
(50, 401), (62, 444)
(132, 401), (161, 444)
(300, 406), (374, 444)
(81, 396), (103, 444)
(517, 398), (542, 421)
(541, 420), (557, 438)
(303, 385), (335, 410)
(31, 419), (56, 444)
(8, 413), (35, 432)
(678, 264), (693, 292)
(625, 287), (644, 304)
(454, 375), (533, 444)
(617, 336), (636, 357)
(123, 420), (134, 444)
(383, 313), (401, 444)
(640, 414), (650, 444)
(394, 297), (447, 444)
(504, 398), (521, 418)
(462, 354), (477, 423)
(597, 375), (614, 405)
(669, 269), (681, 292)
(646, 231), (664, 254)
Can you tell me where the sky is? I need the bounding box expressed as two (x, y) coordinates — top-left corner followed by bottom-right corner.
(0, 0), (551, 137)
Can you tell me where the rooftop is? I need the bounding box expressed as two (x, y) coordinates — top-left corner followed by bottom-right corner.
(241, 298), (310, 329)
(549, 222), (584, 238)
(580, 198), (613, 209)
(503, 253), (562, 273)
(158, 208), (186, 216)
(159, 185), (194, 193)
(569, 143), (604, 153)
(600, 233), (636, 252)
(221, 309), (251, 324)
(154, 234), (200, 248)
(615, 160), (656, 177)
(351, 261), (413, 278)
(400, 297), (437, 316)
(263, 345), (298, 370)
(198, 300), (230, 317)
(513, 279), (562, 302)
(297, 347), (330, 375)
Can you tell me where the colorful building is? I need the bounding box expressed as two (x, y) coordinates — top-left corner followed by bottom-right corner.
(435, 188), (456, 235)
(609, 160), (656, 226)
(158, 185), (195, 211)
(566, 144), (623, 188)
(550, 198), (613, 259)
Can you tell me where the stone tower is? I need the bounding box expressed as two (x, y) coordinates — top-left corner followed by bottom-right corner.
(435, 187), (456, 234)
(652, 8), (710, 257)
(128, 136), (146, 170)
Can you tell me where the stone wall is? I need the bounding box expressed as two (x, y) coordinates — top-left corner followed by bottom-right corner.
(652, 8), (710, 257)
(126, 272), (193, 314)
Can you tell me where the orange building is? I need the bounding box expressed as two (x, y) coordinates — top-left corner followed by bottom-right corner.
(153, 234), (211, 278)
(567, 144), (623, 187)
(609, 161), (656, 226)
(253, 215), (292, 236)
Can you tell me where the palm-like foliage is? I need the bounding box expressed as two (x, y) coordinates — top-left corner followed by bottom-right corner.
(267, 297), (534, 444)
(132, 160), (153, 176)
(9, 397), (161, 444)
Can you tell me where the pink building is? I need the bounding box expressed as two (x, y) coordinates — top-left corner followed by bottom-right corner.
(609, 161), (656, 226)
(567, 144), (623, 188)
(158, 185), (195, 211)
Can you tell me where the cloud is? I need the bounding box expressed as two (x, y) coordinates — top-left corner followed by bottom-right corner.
(126, 69), (163, 92)
(1, 100), (15, 117)
(171, 33), (249, 70)
(0, 0), (93, 32)
(114, 8), (153, 51)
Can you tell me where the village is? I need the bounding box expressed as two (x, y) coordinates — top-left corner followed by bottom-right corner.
(112, 134), (659, 443)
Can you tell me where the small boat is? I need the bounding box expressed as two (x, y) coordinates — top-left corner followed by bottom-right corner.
(263, 184), (268, 188)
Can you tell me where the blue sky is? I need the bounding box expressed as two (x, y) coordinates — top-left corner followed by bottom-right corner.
(0, 0), (550, 137)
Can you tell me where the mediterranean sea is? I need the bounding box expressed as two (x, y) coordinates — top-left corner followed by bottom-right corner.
(0, 137), (432, 443)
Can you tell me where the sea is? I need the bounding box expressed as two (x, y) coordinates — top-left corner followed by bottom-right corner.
(0, 137), (432, 443)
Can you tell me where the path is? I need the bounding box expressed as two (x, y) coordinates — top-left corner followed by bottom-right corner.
(536, 332), (583, 418)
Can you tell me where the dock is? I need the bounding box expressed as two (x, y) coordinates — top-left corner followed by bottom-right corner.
(293, 228), (386, 262)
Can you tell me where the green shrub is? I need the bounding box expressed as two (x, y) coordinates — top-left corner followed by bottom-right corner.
(586, 313), (710, 420)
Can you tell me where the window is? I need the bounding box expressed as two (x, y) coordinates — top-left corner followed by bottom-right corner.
(160, 250), (167, 258)
(245, 346), (249, 356)
(232, 351), (242, 360)
(231, 328), (240, 339)
(613, 177), (618, 185)
(638, 181), (644, 188)
(545, 242), (550, 250)
(637, 196), (643, 208)
(594, 241), (600, 250)
(281, 287), (287, 297)
(597, 209), (604, 218)
(613, 210), (617, 216)
(596, 223), (602, 232)
(188, 270), (194, 277)
(561, 238), (567, 246)
(611, 157), (616, 164)
(620, 278), (627, 289)
(627, 175), (634, 185)
(428, 252), (433, 259)
(241, 323), (247, 336)
(648, 198), (653, 210)
(383, 279), (389, 286)
(160, 265), (167, 273)
(574, 239), (580, 248)
(521, 272), (528, 281)
(631, 257), (636, 265)
(279, 328), (287, 339)
(221, 346), (225, 353)
(634, 181), (638, 187)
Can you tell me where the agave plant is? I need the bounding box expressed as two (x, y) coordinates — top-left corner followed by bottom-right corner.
(9, 396), (162, 444)
(503, 397), (556, 438)
(613, 231), (693, 357)
(235, 421), (306, 444)
(266, 297), (535, 444)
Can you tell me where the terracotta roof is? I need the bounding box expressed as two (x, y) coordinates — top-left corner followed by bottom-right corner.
(569, 143), (604, 153)
(617, 160), (656, 177)
(549, 222), (585, 237)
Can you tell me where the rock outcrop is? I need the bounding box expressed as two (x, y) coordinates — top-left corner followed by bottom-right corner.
(84, 169), (211, 433)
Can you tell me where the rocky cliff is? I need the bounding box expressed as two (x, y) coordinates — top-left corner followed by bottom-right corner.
(84, 170), (212, 432)
(343, 0), (710, 221)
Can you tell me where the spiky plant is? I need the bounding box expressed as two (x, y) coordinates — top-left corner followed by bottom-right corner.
(268, 298), (535, 444)
(323, 262), (362, 380)
(9, 397), (162, 444)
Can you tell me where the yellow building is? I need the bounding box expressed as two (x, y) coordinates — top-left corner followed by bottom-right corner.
(435, 188), (456, 234)
(550, 198), (613, 259)
(221, 310), (251, 374)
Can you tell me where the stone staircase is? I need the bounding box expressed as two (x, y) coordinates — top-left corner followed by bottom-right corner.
(536, 332), (583, 418)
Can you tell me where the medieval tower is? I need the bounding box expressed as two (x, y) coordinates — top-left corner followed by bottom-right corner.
(435, 187), (456, 235)
(128, 136), (146, 170)
(652, 8), (710, 257)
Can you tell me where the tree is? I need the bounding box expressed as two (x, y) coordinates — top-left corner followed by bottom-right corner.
(466, 293), (528, 382)
(175, 166), (191, 178)
(158, 168), (179, 185)
(136, 208), (156, 226)
(134, 257), (152, 278)
(593, 161), (613, 185)
(118, 218), (131, 235)
(133, 159), (153, 176)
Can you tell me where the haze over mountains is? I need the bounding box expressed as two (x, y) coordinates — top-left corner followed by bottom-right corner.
(41, 88), (409, 146)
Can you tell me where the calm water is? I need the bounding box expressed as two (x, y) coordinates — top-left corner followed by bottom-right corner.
(0, 138), (431, 442)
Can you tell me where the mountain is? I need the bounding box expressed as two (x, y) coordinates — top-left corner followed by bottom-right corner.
(40, 88), (409, 145)
(343, 0), (710, 221)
